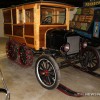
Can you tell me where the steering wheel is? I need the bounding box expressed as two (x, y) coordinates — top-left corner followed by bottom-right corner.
(41, 16), (52, 24)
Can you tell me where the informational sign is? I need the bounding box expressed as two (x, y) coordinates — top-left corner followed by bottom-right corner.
(84, 0), (100, 7)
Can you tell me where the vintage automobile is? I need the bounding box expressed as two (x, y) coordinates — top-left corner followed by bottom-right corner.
(3, 1), (100, 90)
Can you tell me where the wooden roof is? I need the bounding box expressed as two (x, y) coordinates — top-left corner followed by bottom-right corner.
(0, 0), (83, 8)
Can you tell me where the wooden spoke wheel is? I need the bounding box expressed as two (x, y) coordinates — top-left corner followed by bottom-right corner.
(80, 47), (100, 72)
(35, 54), (60, 90)
(6, 40), (18, 61)
(19, 45), (33, 67)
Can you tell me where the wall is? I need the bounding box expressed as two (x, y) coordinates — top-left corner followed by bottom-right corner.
(70, 7), (77, 21)
(0, 9), (4, 37)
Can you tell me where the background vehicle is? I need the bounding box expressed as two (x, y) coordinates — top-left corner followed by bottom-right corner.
(70, 7), (100, 72)
(70, 7), (100, 47)
(3, 1), (100, 90)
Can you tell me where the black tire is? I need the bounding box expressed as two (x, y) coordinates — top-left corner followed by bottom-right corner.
(35, 54), (60, 90)
(19, 45), (33, 67)
(6, 40), (18, 61)
(80, 46), (100, 72)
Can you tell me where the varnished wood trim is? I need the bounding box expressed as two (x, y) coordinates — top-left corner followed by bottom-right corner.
(16, 6), (23, 9)
(13, 35), (23, 38)
(13, 24), (24, 26)
(27, 44), (34, 48)
(40, 25), (67, 27)
(10, 36), (26, 44)
(24, 23), (34, 25)
(4, 23), (12, 24)
(34, 4), (40, 50)
(24, 4), (34, 9)
(4, 34), (12, 37)
(40, 3), (73, 8)
(25, 35), (34, 38)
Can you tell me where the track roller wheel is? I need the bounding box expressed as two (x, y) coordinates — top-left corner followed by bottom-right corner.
(19, 45), (33, 67)
(6, 39), (18, 61)
(35, 54), (60, 90)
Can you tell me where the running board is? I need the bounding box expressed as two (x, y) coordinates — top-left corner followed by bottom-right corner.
(57, 84), (83, 97)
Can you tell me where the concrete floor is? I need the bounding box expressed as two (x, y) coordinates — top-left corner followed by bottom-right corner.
(0, 37), (100, 100)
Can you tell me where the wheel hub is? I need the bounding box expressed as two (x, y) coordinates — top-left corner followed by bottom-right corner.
(41, 70), (49, 76)
(44, 70), (49, 76)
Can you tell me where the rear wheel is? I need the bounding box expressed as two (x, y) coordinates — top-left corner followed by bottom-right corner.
(80, 47), (100, 72)
(35, 54), (60, 90)
(19, 45), (33, 67)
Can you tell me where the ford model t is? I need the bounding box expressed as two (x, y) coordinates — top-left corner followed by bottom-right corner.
(3, 1), (100, 89)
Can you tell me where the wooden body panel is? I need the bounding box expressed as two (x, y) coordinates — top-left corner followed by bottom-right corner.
(39, 25), (67, 48)
(25, 37), (34, 44)
(13, 25), (23, 36)
(10, 36), (26, 44)
(24, 24), (34, 36)
(4, 24), (12, 35)
(3, 9), (11, 23)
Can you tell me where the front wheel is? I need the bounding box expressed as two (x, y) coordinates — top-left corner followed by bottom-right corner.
(80, 46), (100, 72)
(35, 54), (60, 90)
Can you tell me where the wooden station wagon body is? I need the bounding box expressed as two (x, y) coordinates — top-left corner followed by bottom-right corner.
(3, 1), (72, 50)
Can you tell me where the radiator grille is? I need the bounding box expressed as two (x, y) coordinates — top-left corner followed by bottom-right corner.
(67, 36), (80, 55)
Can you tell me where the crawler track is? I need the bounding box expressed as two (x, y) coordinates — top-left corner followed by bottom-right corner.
(6, 39), (34, 68)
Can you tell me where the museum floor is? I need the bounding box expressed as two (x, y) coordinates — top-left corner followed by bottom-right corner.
(0, 37), (100, 100)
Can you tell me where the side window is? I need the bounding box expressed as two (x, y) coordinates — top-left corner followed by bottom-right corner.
(25, 8), (34, 23)
(57, 9), (65, 24)
(17, 8), (23, 24)
(41, 6), (66, 25)
(19, 10), (23, 23)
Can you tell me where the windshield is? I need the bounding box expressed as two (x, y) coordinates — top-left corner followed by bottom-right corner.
(41, 6), (66, 25)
